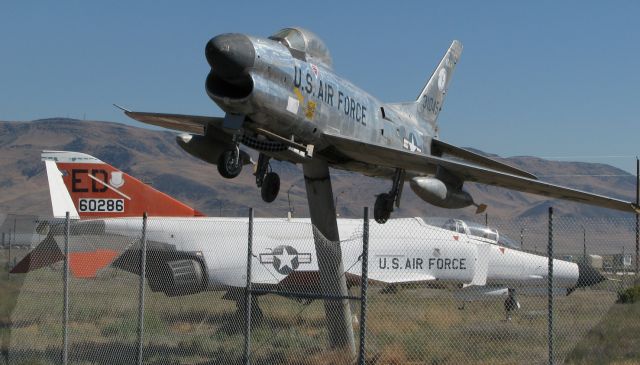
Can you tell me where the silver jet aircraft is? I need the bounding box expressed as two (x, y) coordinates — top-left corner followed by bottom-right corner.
(121, 27), (638, 223)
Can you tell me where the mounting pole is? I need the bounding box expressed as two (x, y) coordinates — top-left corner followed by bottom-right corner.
(302, 159), (356, 356)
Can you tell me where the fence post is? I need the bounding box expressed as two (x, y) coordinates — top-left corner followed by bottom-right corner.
(358, 207), (370, 365)
(547, 207), (554, 365)
(7, 230), (11, 278)
(62, 212), (70, 365)
(2, 232), (5, 277)
(243, 208), (254, 365)
(137, 212), (148, 365)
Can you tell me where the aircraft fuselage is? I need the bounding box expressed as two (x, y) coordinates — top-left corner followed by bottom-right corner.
(206, 34), (430, 177)
(91, 217), (585, 294)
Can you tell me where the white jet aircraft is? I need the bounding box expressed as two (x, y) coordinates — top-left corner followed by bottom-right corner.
(13, 151), (605, 319)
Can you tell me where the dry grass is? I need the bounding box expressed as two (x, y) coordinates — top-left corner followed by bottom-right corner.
(1, 250), (635, 365)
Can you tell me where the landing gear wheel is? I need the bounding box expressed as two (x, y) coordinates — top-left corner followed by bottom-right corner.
(261, 172), (280, 203)
(504, 288), (519, 321)
(235, 296), (264, 325)
(217, 150), (242, 179)
(374, 193), (392, 224)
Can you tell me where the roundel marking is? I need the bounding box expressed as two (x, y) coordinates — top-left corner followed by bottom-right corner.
(437, 68), (447, 92)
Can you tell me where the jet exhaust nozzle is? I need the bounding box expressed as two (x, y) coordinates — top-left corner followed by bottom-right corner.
(574, 262), (607, 289)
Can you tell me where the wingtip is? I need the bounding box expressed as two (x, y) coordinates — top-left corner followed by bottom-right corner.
(112, 103), (131, 113)
(451, 40), (463, 53)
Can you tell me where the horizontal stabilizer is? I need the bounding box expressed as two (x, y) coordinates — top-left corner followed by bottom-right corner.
(10, 235), (64, 274)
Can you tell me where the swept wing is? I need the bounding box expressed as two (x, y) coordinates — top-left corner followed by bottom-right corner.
(323, 133), (639, 214)
(124, 111), (223, 135)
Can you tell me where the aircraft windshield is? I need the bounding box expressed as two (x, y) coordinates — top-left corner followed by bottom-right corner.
(422, 217), (521, 249)
(467, 225), (498, 242)
(422, 217), (468, 234)
(269, 27), (333, 68)
(270, 28), (306, 53)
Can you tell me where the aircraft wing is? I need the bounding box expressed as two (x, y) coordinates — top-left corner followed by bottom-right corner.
(431, 139), (537, 179)
(322, 133), (640, 214)
(124, 111), (224, 135)
(366, 272), (436, 285)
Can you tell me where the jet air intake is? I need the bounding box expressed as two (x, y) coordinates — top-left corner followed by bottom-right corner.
(410, 176), (474, 209)
(205, 34), (255, 80)
(205, 34), (255, 100)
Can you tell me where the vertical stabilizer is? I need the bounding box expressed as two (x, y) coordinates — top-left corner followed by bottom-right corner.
(416, 40), (463, 135)
(45, 160), (80, 219)
(42, 150), (205, 219)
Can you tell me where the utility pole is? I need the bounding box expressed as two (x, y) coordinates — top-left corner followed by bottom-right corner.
(635, 157), (639, 281)
(8, 228), (12, 275)
(582, 225), (586, 263)
(287, 184), (295, 219)
(9, 217), (16, 274)
(335, 191), (345, 217)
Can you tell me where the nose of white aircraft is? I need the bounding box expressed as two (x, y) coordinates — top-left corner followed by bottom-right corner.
(205, 33), (255, 81)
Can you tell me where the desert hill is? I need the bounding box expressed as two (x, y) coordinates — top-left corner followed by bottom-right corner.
(0, 119), (636, 222)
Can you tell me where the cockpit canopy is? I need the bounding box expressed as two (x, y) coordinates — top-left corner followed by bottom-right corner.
(269, 27), (333, 69)
(423, 217), (521, 249)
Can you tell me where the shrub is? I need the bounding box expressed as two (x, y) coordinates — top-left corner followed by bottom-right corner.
(617, 286), (640, 304)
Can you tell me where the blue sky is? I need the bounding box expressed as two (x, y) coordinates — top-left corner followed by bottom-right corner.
(1, 1), (638, 173)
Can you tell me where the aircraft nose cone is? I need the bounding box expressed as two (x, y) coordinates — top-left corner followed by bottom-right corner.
(205, 33), (255, 81)
(575, 262), (606, 288)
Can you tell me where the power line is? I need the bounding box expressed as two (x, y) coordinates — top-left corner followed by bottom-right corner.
(537, 174), (635, 177)
(537, 155), (637, 160)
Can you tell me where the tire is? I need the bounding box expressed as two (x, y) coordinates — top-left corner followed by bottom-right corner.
(217, 150), (242, 179)
(261, 172), (280, 203)
(374, 193), (392, 224)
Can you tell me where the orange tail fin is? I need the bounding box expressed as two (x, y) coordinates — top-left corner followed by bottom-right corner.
(42, 151), (205, 218)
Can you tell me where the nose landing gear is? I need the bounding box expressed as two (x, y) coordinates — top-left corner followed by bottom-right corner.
(218, 146), (243, 179)
(255, 153), (280, 203)
(504, 288), (520, 321)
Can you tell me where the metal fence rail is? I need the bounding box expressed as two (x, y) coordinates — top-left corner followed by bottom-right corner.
(1, 210), (638, 364)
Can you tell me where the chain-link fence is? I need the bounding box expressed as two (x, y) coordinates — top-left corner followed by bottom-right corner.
(2, 210), (639, 364)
